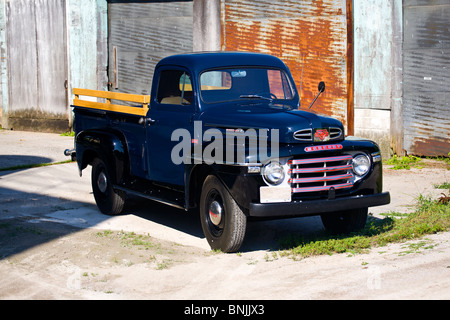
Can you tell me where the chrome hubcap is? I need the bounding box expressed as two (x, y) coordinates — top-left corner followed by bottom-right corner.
(209, 200), (223, 226)
(97, 171), (108, 193)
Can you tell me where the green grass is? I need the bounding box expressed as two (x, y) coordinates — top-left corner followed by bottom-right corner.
(120, 231), (159, 250)
(97, 230), (159, 250)
(434, 182), (450, 189)
(384, 155), (424, 170)
(0, 159), (74, 172)
(60, 131), (75, 137)
(431, 152), (450, 168)
(279, 195), (450, 259)
(384, 152), (450, 170)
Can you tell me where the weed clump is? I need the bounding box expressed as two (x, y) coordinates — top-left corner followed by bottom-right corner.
(280, 195), (450, 259)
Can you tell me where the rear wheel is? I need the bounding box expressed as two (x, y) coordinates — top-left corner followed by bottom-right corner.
(200, 175), (246, 253)
(320, 207), (368, 235)
(91, 158), (125, 215)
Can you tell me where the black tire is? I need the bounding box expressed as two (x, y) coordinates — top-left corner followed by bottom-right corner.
(320, 207), (368, 235)
(200, 175), (247, 253)
(91, 158), (126, 215)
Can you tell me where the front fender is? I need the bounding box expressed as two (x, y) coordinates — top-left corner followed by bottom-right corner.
(185, 163), (258, 213)
(75, 129), (129, 184)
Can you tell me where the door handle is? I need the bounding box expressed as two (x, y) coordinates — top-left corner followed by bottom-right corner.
(139, 117), (156, 126)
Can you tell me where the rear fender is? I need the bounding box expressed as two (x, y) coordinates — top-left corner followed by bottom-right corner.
(75, 129), (129, 184)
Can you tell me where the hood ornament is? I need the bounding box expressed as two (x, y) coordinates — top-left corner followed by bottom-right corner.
(314, 128), (330, 141)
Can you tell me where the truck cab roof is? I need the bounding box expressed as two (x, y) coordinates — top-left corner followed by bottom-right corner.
(156, 52), (290, 73)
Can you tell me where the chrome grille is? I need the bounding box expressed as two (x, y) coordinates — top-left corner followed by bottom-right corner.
(329, 127), (343, 140)
(293, 127), (343, 141)
(289, 155), (354, 193)
(293, 129), (312, 141)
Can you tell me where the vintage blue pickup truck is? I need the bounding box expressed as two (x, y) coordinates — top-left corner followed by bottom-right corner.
(71, 52), (390, 252)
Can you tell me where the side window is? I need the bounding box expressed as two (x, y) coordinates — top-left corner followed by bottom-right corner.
(156, 70), (192, 105)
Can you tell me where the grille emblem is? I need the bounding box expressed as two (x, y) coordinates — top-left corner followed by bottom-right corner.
(314, 129), (330, 141)
(294, 127), (342, 141)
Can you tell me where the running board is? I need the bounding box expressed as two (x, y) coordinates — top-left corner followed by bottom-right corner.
(113, 185), (186, 211)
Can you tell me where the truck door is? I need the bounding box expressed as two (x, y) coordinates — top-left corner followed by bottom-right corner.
(145, 68), (196, 186)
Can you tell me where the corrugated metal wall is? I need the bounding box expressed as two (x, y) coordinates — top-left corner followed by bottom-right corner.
(403, 0), (450, 156)
(221, 0), (350, 130)
(108, 0), (193, 96)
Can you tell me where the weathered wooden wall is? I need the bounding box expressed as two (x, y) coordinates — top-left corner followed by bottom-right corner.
(0, 0), (107, 132)
(0, 0), (6, 127)
(5, 0), (68, 132)
(68, 0), (108, 96)
(354, 1), (394, 113)
(353, 0), (403, 158)
(193, 0), (221, 52)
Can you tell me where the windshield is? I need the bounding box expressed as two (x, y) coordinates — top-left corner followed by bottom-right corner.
(200, 67), (295, 104)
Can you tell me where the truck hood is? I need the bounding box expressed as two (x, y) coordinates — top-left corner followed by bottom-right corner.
(199, 102), (344, 144)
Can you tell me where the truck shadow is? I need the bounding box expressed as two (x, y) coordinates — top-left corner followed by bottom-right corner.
(125, 197), (386, 253)
(242, 216), (327, 252)
(124, 197), (205, 239)
(125, 199), (383, 252)
(124, 197), (329, 252)
(0, 189), (96, 260)
(0, 166), (388, 258)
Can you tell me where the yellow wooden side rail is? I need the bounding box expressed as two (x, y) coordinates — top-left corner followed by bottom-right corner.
(73, 88), (150, 116)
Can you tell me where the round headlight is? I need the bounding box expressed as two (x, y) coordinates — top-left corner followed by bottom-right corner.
(352, 154), (370, 176)
(263, 162), (285, 185)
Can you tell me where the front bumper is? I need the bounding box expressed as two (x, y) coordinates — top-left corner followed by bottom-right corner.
(249, 192), (390, 218)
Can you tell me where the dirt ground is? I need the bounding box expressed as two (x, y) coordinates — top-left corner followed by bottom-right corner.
(0, 149), (449, 300)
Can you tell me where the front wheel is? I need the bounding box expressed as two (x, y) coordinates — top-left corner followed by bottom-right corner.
(91, 158), (126, 215)
(320, 208), (368, 235)
(200, 175), (247, 253)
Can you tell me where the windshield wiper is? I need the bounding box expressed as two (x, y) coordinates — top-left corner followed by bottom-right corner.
(239, 94), (273, 102)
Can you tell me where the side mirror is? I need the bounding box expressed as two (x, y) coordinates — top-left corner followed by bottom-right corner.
(308, 81), (326, 109)
(318, 81), (325, 93)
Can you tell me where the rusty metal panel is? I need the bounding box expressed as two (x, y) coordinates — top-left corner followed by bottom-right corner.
(221, 0), (349, 129)
(403, 1), (450, 156)
(108, 0), (193, 96)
